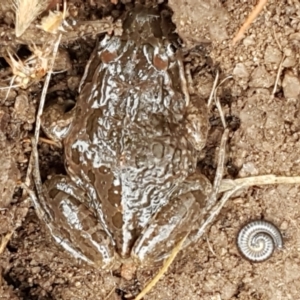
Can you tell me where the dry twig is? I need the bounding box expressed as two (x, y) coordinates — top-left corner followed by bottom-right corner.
(213, 75), (233, 128)
(220, 175), (300, 193)
(104, 286), (116, 300)
(29, 34), (62, 221)
(271, 54), (285, 99)
(0, 231), (14, 255)
(232, 0), (268, 45)
(208, 70), (219, 107)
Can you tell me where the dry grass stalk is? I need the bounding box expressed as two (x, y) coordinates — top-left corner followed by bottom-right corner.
(12, 0), (49, 37)
(135, 234), (188, 300)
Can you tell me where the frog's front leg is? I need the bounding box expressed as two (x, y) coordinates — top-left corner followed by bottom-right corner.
(131, 172), (212, 265)
(185, 94), (209, 152)
(42, 175), (115, 268)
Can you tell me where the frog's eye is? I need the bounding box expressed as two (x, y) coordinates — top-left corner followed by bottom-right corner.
(167, 43), (176, 54)
(166, 43), (177, 59)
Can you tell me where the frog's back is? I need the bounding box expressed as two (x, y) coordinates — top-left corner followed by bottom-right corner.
(64, 6), (198, 257)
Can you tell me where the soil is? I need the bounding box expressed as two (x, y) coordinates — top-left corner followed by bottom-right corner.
(1, 0), (300, 299)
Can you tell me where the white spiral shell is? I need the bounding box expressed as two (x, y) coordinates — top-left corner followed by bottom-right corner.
(237, 220), (283, 262)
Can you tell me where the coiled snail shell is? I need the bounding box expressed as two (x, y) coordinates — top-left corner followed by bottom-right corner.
(237, 220), (283, 262)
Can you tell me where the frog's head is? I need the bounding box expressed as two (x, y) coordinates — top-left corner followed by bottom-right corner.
(122, 5), (174, 43)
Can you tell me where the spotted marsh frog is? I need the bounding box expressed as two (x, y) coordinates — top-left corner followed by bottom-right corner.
(40, 5), (212, 268)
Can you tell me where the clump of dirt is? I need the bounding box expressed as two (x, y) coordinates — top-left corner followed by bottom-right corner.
(1, 0), (300, 299)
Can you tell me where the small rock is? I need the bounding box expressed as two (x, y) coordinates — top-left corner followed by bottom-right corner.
(240, 162), (258, 176)
(282, 71), (300, 100)
(233, 63), (249, 78)
(0, 110), (10, 132)
(54, 49), (72, 72)
(243, 35), (255, 46)
(283, 55), (297, 68)
(264, 45), (282, 65)
(0, 134), (19, 207)
(14, 93), (35, 124)
(249, 66), (274, 88)
(209, 22), (228, 42)
(289, 32), (300, 41)
(14, 93), (29, 122)
(280, 220), (288, 230)
(31, 266), (41, 274)
(120, 262), (136, 281)
(67, 76), (81, 91)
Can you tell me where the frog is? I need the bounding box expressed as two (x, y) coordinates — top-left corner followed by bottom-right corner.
(38, 5), (213, 269)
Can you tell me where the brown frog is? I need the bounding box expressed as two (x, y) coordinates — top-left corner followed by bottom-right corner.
(39, 5), (212, 269)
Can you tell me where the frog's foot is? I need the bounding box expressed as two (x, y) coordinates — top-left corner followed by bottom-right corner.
(41, 99), (75, 145)
(43, 175), (115, 268)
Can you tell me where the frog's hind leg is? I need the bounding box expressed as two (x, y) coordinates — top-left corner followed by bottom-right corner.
(131, 129), (229, 264)
(131, 171), (212, 265)
(40, 175), (115, 268)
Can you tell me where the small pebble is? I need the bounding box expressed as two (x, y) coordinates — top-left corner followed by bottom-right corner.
(282, 71), (300, 100)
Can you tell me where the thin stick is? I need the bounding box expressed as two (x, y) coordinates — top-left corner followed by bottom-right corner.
(30, 34), (62, 221)
(219, 175), (300, 193)
(273, 27), (282, 52)
(34, 35), (62, 144)
(104, 286), (116, 300)
(206, 238), (217, 257)
(39, 137), (60, 146)
(0, 231), (14, 255)
(135, 234), (188, 300)
(208, 70), (219, 107)
(232, 0), (268, 45)
(206, 128), (229, 208)
(213, 75), (233, 128)
(271, 54), (285, 99)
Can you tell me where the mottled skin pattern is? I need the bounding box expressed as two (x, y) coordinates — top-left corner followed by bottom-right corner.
(41, 5), (211, 268)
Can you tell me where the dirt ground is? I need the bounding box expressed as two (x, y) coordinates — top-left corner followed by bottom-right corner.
(1, 0), (300, 299)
